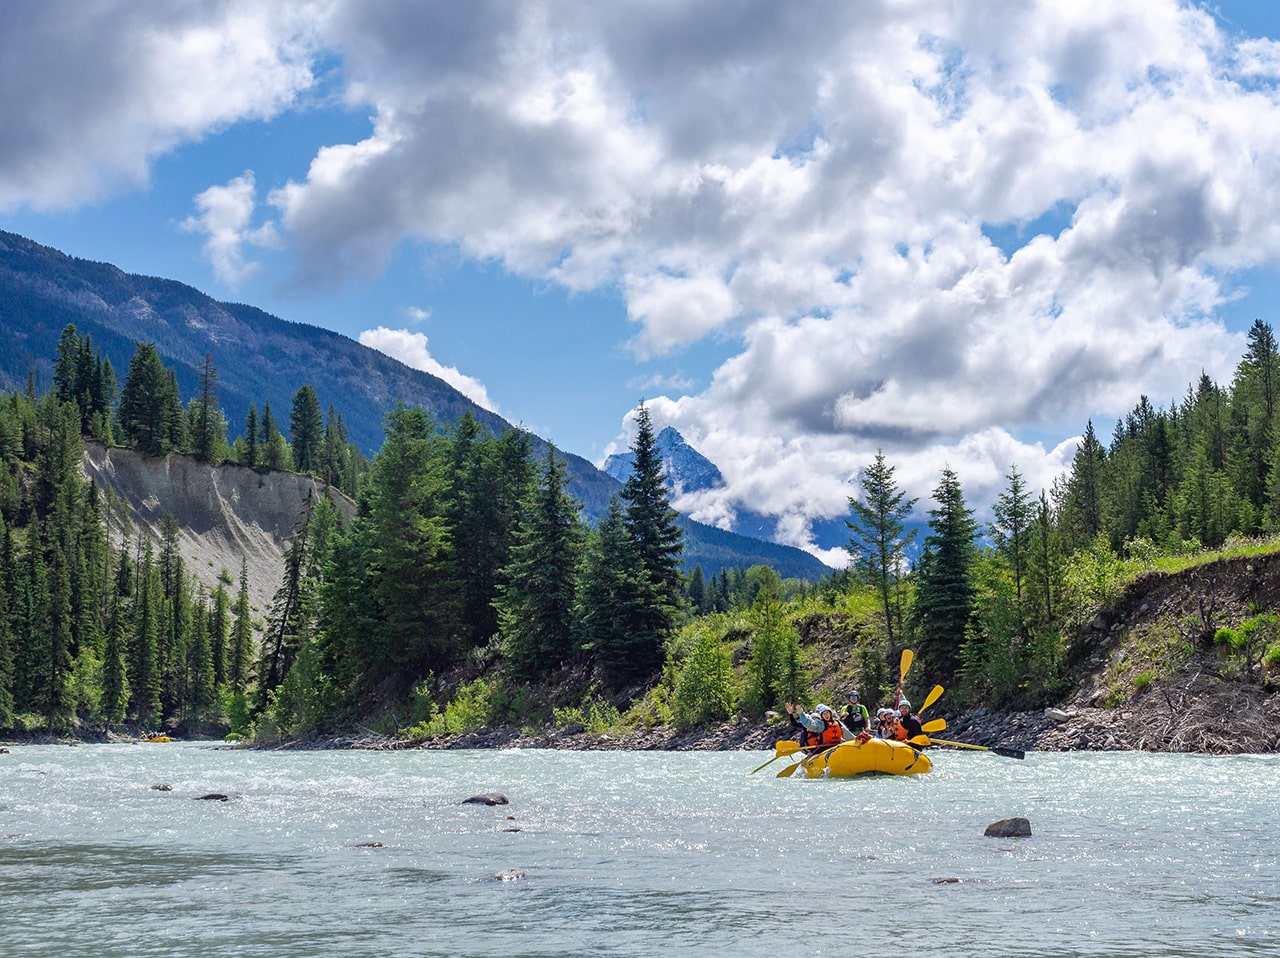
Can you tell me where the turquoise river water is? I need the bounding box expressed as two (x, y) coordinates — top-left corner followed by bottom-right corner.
(1, 744), (1277, 957)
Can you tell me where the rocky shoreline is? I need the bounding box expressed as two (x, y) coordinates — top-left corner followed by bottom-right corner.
(263, 695), (1280, 754)
(7, 687), (1277, 755)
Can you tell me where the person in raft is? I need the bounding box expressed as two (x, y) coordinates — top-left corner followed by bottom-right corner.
(841, 690), (871, 734)
(784, 701), (845, 752)
(875, 708), (896, 738)
(896, 699), (924, 743)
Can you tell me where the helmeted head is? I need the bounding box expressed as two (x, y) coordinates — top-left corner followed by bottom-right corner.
(898, 700), (911, 713)
(816, 704), (833, 720)
(847, 690), (860, 703)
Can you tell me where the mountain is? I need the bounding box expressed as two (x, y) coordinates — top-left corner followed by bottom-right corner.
(607, 424), (859, 557)
(0, 230), (830, 579)
(604, 426), (725, 494)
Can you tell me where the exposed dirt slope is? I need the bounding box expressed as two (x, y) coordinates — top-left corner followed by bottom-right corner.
(82, 441), (356, 616)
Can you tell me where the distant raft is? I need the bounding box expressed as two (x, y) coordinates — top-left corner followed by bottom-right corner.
(798, 737), (931, 778)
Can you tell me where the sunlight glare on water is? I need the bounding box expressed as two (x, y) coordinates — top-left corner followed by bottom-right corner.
(2, 744), (1277, 957)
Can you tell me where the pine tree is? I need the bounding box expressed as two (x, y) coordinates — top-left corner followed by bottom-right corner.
(130, 540), (163, 727)
(228, 559), (253, 694)
(289, 385), (323, 474)
(576, 497), (645, 681)
(0, 518), (14, 727)
(259, 401), (291, 471)
(1062, 420), (1105, 549)
(209, 581), (230, 690)
(189, 353), (226, 461)
(991, 465), (1035, 613)
(118, 343), (177, 456)
(497, 444), (584, 678)
(910, 466), (978, 678)
(243, 403), (259, 469)
(846, 449), (917, 646)
(587, 405), (685, 685)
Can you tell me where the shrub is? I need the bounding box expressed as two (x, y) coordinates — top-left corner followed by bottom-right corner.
(673, 628), (735, 729)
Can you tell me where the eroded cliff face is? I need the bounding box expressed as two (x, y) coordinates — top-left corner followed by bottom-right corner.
(82, 442), (356, 615)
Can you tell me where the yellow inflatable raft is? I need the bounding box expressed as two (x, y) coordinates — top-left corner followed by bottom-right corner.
(799, 736), (931, 778)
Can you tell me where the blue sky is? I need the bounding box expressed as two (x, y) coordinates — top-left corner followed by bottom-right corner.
(2, 1), (1280, 565)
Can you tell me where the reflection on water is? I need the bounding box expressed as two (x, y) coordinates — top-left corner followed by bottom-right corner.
(1, 746), (1277, 957)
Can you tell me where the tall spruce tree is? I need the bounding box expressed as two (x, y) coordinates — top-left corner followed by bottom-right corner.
(289, 385), (323, 475)
(991, 465), (1035, 614)
(118, 343), (178, 456)
(910, 466), (978, 678)
(497, 444), (584, 678)
(846, 450), (917, 646)
(228, 559), (253, 694)
(588, 405), (684, 685)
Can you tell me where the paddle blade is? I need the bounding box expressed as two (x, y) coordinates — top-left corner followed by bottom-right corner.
(992, 746), (1026, 760)
(776, 762), (803, 778)
(750, 740), (803, 774)
(919, 684), (944, 716)
(908, 735), (931, 746)
(921, 718), (946, 733)
(899, 649), (914, 681)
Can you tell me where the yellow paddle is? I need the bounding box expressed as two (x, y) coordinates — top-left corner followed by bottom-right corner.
(918, 684), (945, 716)
(921, 718), (946, 733)
(750, 740), (801, 774)
(774, 741), (846, 777)
(929, 737), (1026, 760)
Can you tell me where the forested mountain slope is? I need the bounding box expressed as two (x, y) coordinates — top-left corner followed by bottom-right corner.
(0, 230), (828, 579)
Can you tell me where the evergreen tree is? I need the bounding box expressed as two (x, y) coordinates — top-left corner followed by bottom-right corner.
(228, 559), (253, 694)
(130, 540), (163, 727)
(576, 497), (644, 680)
(243, 403), (259, 469)
(118, 343), (178, 456)
(209, 581), (230, 690)
(189, 353), (226, 461)
(186, 592), (216, 724)
(497, 444), (584, 678)
(588, 405), (685, 685)
(991, 465), (1035, 614)
(259, 401), (291, 471)
(910, 466), (978, 678)
(846, 449), (917, 646)
(0, 518), (14, 727)
(1026, 490), (1065, 633)
(289, 385), (323, 475)
(1061, 420), (1105, 549)
(687, 564), (708, 614)
(360, 405), (455, 679)
(101, 578), (129, 722)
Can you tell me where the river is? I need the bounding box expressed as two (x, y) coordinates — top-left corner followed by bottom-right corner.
(2, 744), (1277, 957)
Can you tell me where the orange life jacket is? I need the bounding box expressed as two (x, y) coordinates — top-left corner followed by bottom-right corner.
(819, 721), (843, 745)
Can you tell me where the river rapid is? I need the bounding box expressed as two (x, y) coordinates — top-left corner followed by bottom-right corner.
(2, 744), (1277, 957)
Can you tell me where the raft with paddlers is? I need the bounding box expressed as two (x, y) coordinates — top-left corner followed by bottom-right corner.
(752, 648), (1027, 778)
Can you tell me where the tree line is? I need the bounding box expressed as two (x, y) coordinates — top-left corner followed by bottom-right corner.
(7, 317), (1280, 736)
(847, 319), (1280, 709)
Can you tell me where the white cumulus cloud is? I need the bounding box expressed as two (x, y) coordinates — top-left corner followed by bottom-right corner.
(357, 326), (497, 413)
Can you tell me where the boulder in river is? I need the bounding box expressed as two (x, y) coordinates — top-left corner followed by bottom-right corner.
(493, 868), (525, 881)
(463, 792), (509, 806)
(150, 783), (173, 791)
(194, 793), (230, 802)
(984, 817), (1031, 838)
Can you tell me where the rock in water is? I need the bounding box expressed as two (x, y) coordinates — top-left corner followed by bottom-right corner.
(493, 869), (525, 881)
(194, 793), (230, 802)
(150, 783), (173, 791)
(984, 817), (1031, 838)
(463, 792), (508, 806)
